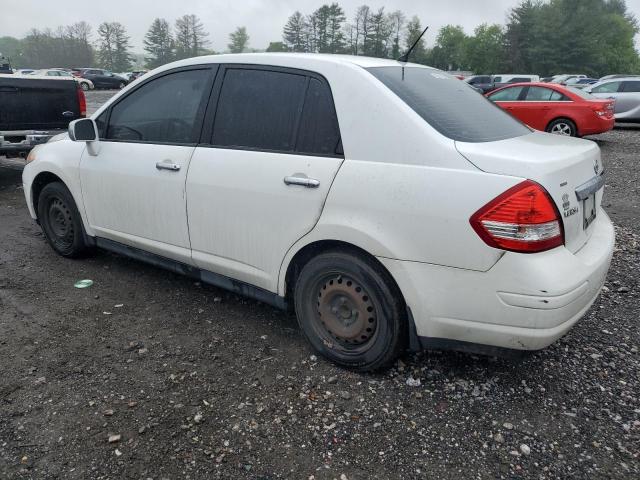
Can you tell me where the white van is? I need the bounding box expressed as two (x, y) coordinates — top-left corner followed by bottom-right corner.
(492, 74), (540, 84)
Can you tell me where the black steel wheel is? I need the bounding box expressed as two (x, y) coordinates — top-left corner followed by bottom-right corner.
(37, 182), (93, 258)
(294, 250), (406, 371)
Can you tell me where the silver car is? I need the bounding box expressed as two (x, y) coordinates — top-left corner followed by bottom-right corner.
(585, 77), (640, 121)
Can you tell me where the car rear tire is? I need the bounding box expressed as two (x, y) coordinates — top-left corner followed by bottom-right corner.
(37, 182), (93, 258)
(546, 118), (578, 137)
(118, 82), (126, 89)
(294, 250), (407, 371)
(81, 82), (90, 91)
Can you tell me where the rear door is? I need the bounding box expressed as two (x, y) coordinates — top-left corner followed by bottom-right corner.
(617, 81), (640, 118)
(0, 76), (79, 131)
(516, 86), (571, 130)
(79, 66), (215, 264)
(589, 81), (623, 111)
(186, 65), (344, 291)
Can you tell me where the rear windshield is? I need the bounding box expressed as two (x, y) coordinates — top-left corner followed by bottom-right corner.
(367, 66), (530, 143)
(566, 86), (596, 100)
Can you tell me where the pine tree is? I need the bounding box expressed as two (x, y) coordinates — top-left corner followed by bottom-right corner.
(174, 14), (209, 60)
(283, 11), (308, 52)
(228, 26), (249, 53)
(97, 22), (132, 72)
(144, 18), (174, 68)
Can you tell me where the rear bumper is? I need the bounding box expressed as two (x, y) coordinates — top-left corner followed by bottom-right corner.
(580, 116), (615, 136)
(380, 209), (615, 352)
(0, 130), (63, 154)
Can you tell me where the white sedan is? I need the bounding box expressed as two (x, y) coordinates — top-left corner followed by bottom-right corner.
(22, 54), (614, 371)
(29, 69), (94, 91)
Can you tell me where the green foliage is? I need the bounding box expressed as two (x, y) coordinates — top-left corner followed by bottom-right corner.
(430, 25), (468, 71)
(174, 14), (210, 60)
(97, 22), (132, 71)
(144, 18), (174, 69)
(228, 27), (250, 53)
(506, 0), (640, 76)
(8, 24), (94, 69)
(465, 24), (507, 74)
(266, 42), (288, 52)
(404, 16), (428, 64)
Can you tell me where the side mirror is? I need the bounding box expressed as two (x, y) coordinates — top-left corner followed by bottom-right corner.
(69, 118), (98, 142)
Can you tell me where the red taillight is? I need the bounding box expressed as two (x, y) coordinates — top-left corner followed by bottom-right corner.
(77, 85), (86, 118)
(470, 180), (564, 253)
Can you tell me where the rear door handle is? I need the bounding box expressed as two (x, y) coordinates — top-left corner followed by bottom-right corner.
(284, 175), (320, 188)
(156, 161), (181, 172)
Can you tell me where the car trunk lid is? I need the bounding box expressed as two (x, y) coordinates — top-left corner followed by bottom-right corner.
(456, 132), (604, 254)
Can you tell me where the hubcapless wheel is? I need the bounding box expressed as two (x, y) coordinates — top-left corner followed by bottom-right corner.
(37, 182), (94, 258)
(294, 250), (407, 371)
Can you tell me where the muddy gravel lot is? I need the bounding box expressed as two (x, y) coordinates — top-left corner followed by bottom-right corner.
(0, 91), (638, 479)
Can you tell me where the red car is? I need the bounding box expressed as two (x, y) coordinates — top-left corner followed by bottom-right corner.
(486, 82), (615, 137)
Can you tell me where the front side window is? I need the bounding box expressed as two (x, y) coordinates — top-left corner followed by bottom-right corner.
(368, 67), (529, 142)
(212, 69), (307, 151)
(489, 86), (525, 102)
(106, 68), (210, 144)
(592, 81), (621, 94)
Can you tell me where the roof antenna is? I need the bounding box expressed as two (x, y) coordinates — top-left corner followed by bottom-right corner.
(398, 25), (429, 63)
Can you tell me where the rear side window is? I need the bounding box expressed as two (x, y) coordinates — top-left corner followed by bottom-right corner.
(296, 78), (341, 156)
(592, 81), (621, 94)
(106, 69), (210, 144)
(510, 77), (531, 83)
(489, 86), (525, 101)
(622, 81), (640, 92)
(368, 67), (529, 143)
(524, 86), (569, 101)
(213, 69), (307, 152)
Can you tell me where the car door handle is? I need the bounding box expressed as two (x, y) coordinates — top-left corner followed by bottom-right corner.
(284, 175), (320, 188)
(156, 161), (181, 172)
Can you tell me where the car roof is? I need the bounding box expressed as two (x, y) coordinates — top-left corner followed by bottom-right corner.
(157, 53), (429, 73)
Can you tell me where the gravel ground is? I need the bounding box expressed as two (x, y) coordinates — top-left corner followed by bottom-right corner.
(0, 91), (638, 479)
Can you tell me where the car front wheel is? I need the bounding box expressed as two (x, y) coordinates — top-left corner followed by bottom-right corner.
(37, 182), (93, 258)
(294, 250), (407, 371)
(81, 82), (90, 91)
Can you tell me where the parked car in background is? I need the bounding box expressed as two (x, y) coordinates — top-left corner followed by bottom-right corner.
(565, 77), (598, 89)
(487, 82), (615, 136)
(599, 74), (640, 81)
(0, 73), (86, 156)
(0, 56), (12, 74)
(29, 69), (94, 91)
(77, 68), (128, 89)
(129, 70), (147, 81)
(22, 54), (614, 370)
(492, 74), (540, 91)
(550, 74), (586, 85)
(585, 78), (640, 122)
(465, 75), (495, 93)
(14, 69), (36, 75)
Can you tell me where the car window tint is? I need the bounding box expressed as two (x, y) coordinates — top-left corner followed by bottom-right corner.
(95, 111), (108, 139)
(212, 69), (307, 151)
(493, 77), (502, 83)
(368, 67), (529, 143)
(592, 81), (621, 93)
(549, 90), (569, 101)
(510, 77), (531, 83)
(623, 81), (640, 92)
(489, 86), (525, 101)
(106, 69), (210, 144)
(525, 86), (554, 101)
(296, 78), (341, 156)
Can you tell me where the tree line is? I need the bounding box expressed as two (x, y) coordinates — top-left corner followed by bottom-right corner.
(0, 0), (638, 76)
(276, 0), (639, 76)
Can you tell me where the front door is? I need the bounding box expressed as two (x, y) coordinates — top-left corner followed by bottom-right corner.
(80, 66), (215, 264)
(186, 66), (344, 291)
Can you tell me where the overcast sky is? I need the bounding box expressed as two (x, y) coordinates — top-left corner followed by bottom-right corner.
(2, 0), (639, 52)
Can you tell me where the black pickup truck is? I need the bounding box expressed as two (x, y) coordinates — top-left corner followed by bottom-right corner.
(0, 74), (86, 156)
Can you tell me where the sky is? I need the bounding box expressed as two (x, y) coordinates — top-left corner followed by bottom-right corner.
(1, 0), (639, 52)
